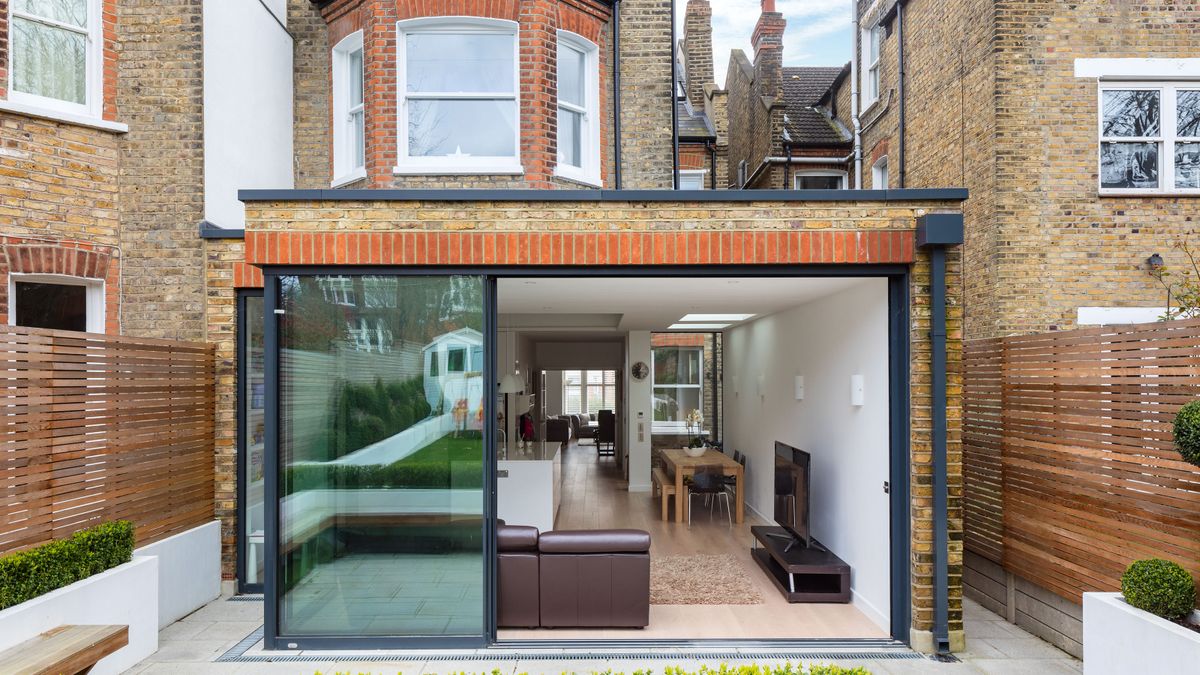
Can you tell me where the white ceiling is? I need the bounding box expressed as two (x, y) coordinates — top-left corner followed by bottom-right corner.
(498, 277), (872, 331)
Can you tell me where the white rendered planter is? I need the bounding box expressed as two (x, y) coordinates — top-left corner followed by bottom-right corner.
(1083, 592), (1200, 674)
(0, 556), (159, 675)
(135, 520), (222, 627)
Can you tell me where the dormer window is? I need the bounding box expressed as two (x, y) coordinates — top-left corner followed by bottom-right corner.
(332, 31), (365, 187)
(395, 18), (521, 175)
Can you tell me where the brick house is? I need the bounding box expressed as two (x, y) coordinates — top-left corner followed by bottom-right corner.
(831, 0), (1200, 658)
(3, 0), (968, 656)
(720, 0), (852, 190)
(675, 0), (724, 189)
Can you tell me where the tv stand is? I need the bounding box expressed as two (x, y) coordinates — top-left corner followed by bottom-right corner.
(750, 526), (850, 603)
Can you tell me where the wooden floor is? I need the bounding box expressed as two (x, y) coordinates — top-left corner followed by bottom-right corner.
(497, 442), (889, 641)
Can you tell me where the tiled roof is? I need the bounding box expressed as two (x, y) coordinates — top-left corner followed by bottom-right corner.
(677, 100), (715, 139)
(780, 66), (849, 147)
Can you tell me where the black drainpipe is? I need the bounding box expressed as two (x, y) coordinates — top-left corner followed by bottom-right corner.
(707, 140), (717, 189)
(917, 213), (964, 656)
(896, 0), (907, 188)
(670, 0), (679, 189)
(613, 0), (623, 189)
(783, 145), (792, 190)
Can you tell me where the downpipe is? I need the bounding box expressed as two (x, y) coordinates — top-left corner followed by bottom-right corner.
(850, 0), (862, 187)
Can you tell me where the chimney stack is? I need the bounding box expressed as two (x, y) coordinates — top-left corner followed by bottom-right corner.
(682, 0), (714, 109)
(751, 0), (786, 97)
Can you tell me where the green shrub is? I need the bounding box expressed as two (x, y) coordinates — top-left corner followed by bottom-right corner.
(1120, 558), (1197, 620)
(0, 520), (135, 611)
(1173, 399), (1200, 467)
(287, 460), (485, 492)
(328, 377), (432, 461)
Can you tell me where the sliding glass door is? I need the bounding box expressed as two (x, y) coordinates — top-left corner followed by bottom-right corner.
(238, 291), (266, 593)
(270, 273), (488, 645)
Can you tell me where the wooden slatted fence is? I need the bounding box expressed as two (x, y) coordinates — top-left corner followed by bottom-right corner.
(963, 319), (1200, 604)
(1, 326), (215, 554)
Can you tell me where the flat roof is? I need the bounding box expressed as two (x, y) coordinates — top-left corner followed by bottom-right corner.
(237, 188), (968, 203)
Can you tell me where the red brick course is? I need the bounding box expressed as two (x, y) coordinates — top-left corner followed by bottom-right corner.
(244, 229), (914, 267)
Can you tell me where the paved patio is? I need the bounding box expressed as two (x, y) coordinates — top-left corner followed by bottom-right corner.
(127, 596), (1081, 674)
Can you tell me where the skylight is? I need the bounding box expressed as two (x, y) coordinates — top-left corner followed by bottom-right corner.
(678, 313), (755, 322)
(667, 323), (731, 330)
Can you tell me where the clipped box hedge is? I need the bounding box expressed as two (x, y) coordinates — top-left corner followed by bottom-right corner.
(0, 520), (135, 611)
(287, 460), (485, 492)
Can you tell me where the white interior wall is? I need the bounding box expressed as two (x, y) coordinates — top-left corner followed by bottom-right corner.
(544, 370), (564, 416)
(202, 0), (294, 229)
(625, 330), (652, 491)
(724, 278), (892, 630)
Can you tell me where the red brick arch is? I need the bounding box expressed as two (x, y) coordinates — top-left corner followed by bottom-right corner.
(0, 236), (121, 334)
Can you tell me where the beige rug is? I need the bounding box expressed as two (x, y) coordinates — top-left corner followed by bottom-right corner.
(650, 554), (765, 605)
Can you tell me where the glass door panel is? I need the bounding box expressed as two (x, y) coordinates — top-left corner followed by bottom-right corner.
(240, 293), (266, 590)
(276, 274), (486, 639)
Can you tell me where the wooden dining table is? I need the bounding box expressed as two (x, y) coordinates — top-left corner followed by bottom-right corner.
(659, 448), (744, 524)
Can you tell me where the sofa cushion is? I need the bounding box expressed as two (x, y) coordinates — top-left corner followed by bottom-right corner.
(498, 524), (539, 552)
(538, 529), (651, 554)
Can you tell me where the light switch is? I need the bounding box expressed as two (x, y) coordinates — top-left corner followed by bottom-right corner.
(850, 374), (865, 406)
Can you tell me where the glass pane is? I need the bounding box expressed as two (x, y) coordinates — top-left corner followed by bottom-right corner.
(348, 49), (363, 106)
(14, 0), (86, 27)
(408, 99), (516, 158)
(653, 347), (701, 385)
(586, 371), (603, 385)
(797, 175), (843, 190)
(1101, 142), (1159, 189)
(406, 32), (514, 93)
(564, 387), (582, 414)
(14, 281), (87, 331)
(557, 43), (585, 107)
(586, 385), (604, 412)
(1179, 91), (1200, 138)
(679, 173), (704, 189)
(868, 27), (880, 62)
(1102, 90), (1160, 137)
(350, 110), (365, 169)
(563, 370), (582, 385)
(242, 296), (266, 586)
(653, 386), (701, 423)
(12, 17), (86, 104)
(558, 108), (583, 168)
(278, 274), (485, 638)
(603, 386), (616, 411)
(1176, 142), (1200, 189)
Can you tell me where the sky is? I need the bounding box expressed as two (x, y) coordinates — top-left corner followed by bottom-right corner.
(676, 0), (853, 87)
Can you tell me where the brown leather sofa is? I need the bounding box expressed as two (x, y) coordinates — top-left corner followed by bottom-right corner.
(497, 524), (651, 629)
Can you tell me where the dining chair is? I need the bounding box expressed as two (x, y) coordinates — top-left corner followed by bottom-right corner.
(687, 465), (731, 526)
(723, 453), (745, 493)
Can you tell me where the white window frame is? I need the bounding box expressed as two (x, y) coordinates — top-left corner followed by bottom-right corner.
(1097, 82), (1200, 196)
(394, 17), (522, 175)
(651, 346), (704, 434)
(331, 30), (366, 187)
(679, 169), (707, 189)
(793, 169), (848, 190)
(562, 370), (615, 414)
(861, 25), (882, 108)
(7, 0), (103, 118)
(7, 273), (104, 333)
(554, 31), (601, 187)
(872, 155), (889, 189)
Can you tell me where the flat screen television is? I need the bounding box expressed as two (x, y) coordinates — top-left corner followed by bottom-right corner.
(773, 441), (811, 550)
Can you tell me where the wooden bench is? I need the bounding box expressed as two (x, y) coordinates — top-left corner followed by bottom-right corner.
(651, 467), (677, 521)
(0, 625), (128, 675)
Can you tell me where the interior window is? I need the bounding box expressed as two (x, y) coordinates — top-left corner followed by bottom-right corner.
(652, 347), (703, 432)
(13, 281), (87, 331)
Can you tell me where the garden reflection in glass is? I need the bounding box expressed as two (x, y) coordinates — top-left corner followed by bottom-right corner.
(277, 275), (485, 638)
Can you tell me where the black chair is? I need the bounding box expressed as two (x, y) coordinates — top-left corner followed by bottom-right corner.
(597, 409), (616, 457)
(723, 452), (745, 493)
(687, 465), (731, 526)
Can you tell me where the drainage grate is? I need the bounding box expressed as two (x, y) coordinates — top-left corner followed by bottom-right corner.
(227, 594), (264, 602)
(216, 629), (926, 665)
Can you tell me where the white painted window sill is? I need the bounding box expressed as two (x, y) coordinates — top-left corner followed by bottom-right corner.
(553, 167), (602, 188)
(1099, 190), (1200, 197)
(331, 168), (367, 188)
(0, 99), (128, 133)
(393, 164), (525, 176)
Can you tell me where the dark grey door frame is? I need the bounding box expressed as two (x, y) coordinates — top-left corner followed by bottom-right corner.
(235, 289), (264, 595)
(258, 264), (913, 650)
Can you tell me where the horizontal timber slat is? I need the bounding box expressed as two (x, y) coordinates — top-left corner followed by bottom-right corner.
(1, 325), (216, 554)
(962, 319), (1200, 605)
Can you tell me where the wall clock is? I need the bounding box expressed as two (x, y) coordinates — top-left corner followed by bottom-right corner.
(631, 361), (649, 381)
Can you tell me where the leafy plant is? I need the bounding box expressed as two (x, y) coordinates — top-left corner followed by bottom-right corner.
(327, 377), (433, 461)
(288, 459), (484, 492)
(1174, 400), (1200, 467)
(0, 520), (135, 610)
(1150, 230), (1200, 320)
(1121, 558), (1197, 620)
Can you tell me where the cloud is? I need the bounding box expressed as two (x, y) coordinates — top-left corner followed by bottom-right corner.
(677, 0), (852, 87)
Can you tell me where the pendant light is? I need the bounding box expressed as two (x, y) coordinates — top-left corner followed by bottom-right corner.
(498, 317), (523, 394)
